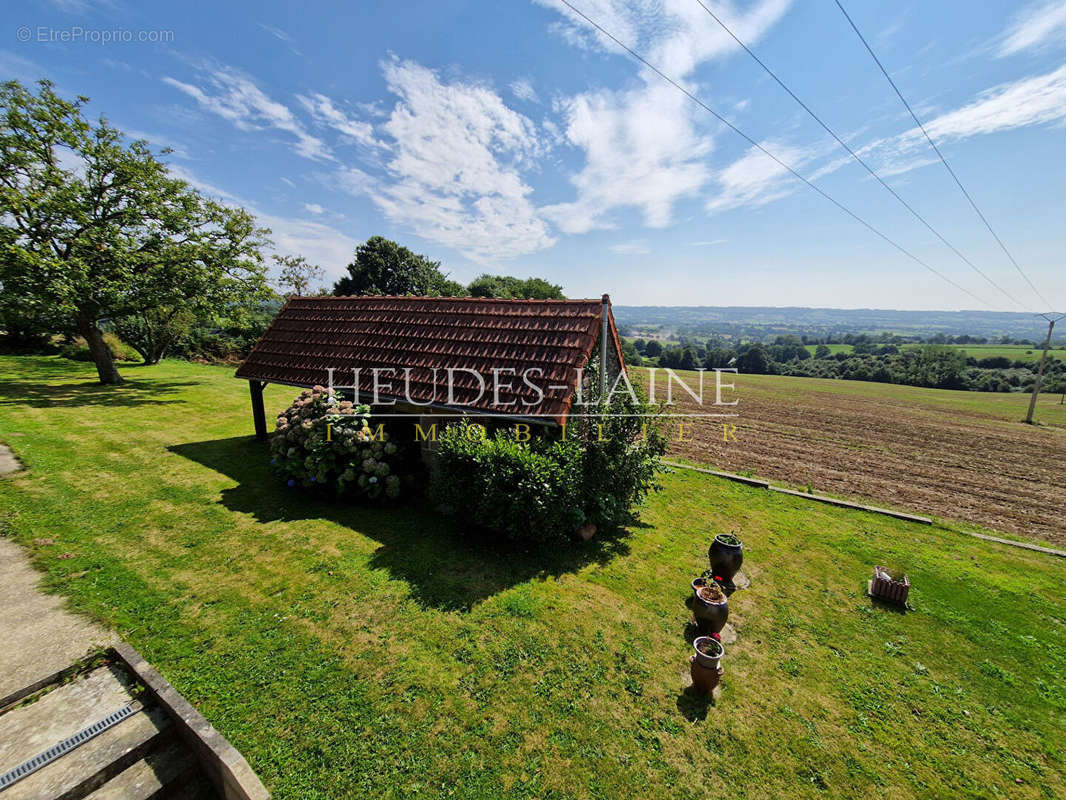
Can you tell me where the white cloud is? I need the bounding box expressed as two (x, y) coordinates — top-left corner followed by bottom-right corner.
(847, 64), (1066, 179)
(537, 0), (792, 77)
(46, 0), (115, 13)
(163, 66), (331, 161)
(257, 22), (302, 55)
(124, 129), (190, 159)
(336, 59), (554, 262)
(168, 164), (241, 204)
(297, 92), (379, 147)
(304, 202), (324, 214)
(689, 239), (726, 246)
(169, 164), (356, 278)
(510, 78), (539, 103)
(280, 177), (297, 188)
(258, 213), (355, 276)
(998, 1), (1066, 57)
(0, 50), (48, 84)
(610, 240), (650, 255)
(257, 23), (293, 42)
(543, 82), (712, 232)
(916, 63), (1066, 141)
(706, 141), (807, 212)
(536, 0), (793, 230)
(741, 64), (1066, 194)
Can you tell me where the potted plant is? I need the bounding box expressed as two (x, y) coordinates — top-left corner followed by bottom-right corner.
(708, 532), (743, 585)
(691, 575), (708, 598)
(692, 578), (729, 634)
(692, 635), (724, 670)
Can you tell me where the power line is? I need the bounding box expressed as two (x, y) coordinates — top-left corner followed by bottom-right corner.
(554, 0), (993, 308)
(691, 0), (1029, 312)
(832, 0), (1055, 312)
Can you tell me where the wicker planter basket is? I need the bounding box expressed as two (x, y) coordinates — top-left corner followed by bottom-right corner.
(870, 566), (909, 606)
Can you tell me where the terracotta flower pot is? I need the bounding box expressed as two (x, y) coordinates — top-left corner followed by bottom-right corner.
(689, 656), (723, 695)
(692, 636), (725, 670)
(708, 533), (743, 585)
(692, 582), (729, 634)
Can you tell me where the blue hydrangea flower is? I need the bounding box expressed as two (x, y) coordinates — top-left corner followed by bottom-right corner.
(369, 476), (378, 484)
(287, 479), (295, 487)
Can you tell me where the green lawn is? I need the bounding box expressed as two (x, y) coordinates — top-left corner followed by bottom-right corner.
(1, 356), (1064, 799)
(801, 343), (1065, 363)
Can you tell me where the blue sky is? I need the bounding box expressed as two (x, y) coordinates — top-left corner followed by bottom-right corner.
(4, 0), (1066, 311)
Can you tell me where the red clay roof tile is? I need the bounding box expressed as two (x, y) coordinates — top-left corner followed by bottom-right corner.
(235, 295), (625, 424)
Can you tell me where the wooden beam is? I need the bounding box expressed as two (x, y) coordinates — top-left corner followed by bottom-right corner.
(249, 380), (267, 441)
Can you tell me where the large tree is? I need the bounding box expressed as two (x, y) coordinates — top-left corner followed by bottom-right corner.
(332, 236), (466, 297)
(0, 80), (270, 381)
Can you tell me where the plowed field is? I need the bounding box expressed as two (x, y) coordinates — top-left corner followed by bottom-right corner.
(639, 369), (1066, 544)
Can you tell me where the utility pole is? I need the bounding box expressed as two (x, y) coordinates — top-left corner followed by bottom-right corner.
(1025, 313), (1064, 424)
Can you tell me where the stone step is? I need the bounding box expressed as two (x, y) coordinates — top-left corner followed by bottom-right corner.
(0, 538), (117, 704)
(1, 704), (172, 799)
(0, 664), (140, 774)
(83, 738), (213, 800)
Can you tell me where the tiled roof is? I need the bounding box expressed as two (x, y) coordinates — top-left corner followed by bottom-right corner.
(235, 295), (625, 423)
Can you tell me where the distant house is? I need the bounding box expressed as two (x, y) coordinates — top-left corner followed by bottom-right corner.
(235, 294), (626, 440)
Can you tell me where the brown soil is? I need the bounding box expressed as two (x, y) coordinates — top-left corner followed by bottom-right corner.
(658, 375), (1066, 545)
(697, 584), (726, 604)
(695, 638), (723, 657)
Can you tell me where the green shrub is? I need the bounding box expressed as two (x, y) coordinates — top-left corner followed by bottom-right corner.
(269, 387), (411, 501)
(431, 424), (585, 543)
(431, 380), (667, 543)
(59, 333), (135, 362)
(569, 389), (667, 531)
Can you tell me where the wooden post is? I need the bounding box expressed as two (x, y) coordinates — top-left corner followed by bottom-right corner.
(599, 293), (609, 401)
(249, 380), (268, 441)
(1025, 317), (1058, 424)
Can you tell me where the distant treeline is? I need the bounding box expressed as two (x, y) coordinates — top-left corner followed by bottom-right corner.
(614, 306), (1062, 346)
(622, 335), (1066, 394)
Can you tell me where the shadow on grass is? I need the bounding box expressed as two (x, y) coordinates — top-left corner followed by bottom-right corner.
(676, 687), (714, 721)
(864, 581), (908, 615)
(682, 620), (701, 645)
(0, 372), (194, 408)
(868, 595), (908, 615)
(169, 435), (634, 612)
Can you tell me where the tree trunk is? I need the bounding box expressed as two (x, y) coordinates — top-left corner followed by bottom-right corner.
(76, 311), (123, 384)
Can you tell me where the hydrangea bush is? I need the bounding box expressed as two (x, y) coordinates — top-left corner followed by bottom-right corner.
(269, 386), (407, 500)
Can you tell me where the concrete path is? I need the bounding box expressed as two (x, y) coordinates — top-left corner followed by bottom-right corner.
(0, 537), (117, 704)
(0, 442), (21, 476)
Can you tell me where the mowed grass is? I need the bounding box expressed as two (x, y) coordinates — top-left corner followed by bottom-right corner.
(1, 355), (1064, 799)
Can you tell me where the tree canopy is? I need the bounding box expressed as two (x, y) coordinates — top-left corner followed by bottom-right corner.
(332, 236), (466, 297)
(332, 237), (567, 301)
(467, 273), (565, 300)
(0, 80), (271, 379)
(275, 254), (325, 297)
